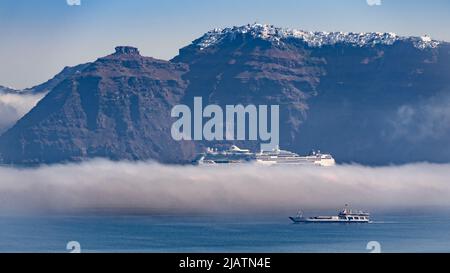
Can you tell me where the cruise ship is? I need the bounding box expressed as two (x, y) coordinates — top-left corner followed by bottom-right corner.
(289, 206), (371, 223)
(196, 145), (335, 166)
(256, 147), (335, 166)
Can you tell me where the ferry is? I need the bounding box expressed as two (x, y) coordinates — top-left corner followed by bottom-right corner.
(289, 206), (371, 223)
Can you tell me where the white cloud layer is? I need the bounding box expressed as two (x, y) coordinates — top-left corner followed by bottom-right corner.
(0, 160), (449, 214)
(389, 91), (450, 141)
(0, 92), (46, 133)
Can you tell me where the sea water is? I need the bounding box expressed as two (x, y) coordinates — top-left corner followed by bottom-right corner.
(0, 214), (449, 253)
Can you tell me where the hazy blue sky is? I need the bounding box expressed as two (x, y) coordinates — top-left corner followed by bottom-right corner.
(1, 0), (449, 89)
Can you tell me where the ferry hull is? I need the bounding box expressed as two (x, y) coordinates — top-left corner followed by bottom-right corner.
(289, 217), (370, 224)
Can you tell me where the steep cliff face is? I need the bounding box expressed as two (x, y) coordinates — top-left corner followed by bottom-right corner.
(1, 24), (450, 165)
(295, 41), (450, 164)
(173, 31), (325, 152)
(0, 46), (195, 164)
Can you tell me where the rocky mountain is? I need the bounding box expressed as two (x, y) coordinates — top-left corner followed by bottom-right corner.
(1, 63), (89, 96)
(24, 63), (92, 94)
(174, 24), (450, 165)
(0, 46), (194, 164)
(0, 62), (93, 134)
(1, 24), (450, 165)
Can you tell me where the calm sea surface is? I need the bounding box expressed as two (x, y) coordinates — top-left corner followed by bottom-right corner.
(1, 214), (449, 253)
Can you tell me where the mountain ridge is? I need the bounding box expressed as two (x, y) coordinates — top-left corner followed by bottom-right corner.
(1, 24), (450, 165)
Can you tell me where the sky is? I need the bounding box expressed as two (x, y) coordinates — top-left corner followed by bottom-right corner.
(0, 0), (449, 89)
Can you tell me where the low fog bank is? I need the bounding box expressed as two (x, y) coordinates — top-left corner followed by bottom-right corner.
(0, 160), (450, 214)
(0, 92), (45, 133)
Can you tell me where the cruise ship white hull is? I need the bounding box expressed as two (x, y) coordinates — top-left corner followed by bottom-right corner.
(255, 158), (336, 167)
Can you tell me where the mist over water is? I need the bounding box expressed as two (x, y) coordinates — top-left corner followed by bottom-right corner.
(0, 92), (45, 133)
(1, 160), (450, 215)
